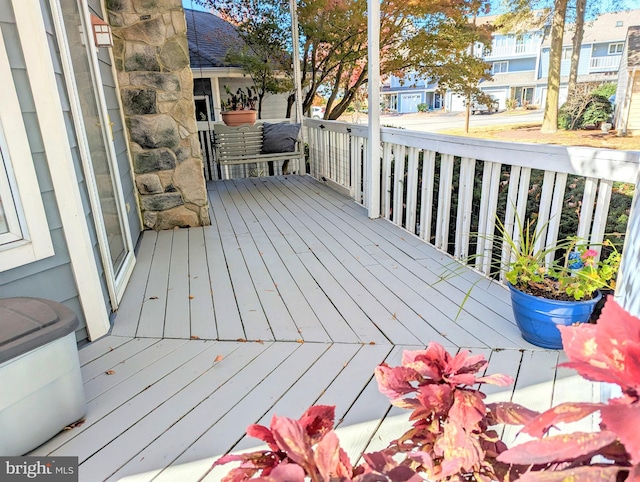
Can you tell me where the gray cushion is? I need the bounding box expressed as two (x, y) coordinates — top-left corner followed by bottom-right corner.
(261, 122), (301, 153)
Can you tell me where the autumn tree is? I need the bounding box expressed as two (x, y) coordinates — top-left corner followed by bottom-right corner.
(225, 10), (293, 118)
(199, 0), (493, 120)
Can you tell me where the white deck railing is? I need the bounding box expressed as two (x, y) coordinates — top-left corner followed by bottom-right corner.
(305, 118), (640, 275)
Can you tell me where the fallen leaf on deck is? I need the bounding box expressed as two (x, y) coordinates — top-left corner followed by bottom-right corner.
(255, 340), (264, 344)
(189, 295), (194, 299)
(149, 296), (158, 300)
(105, 370), (115, 375)
(214, 355), (224, 362)
(296, 339), (304, 344)
(191, 335), (200, 340)
(63, 419), (86, 431)
(237, 338), (247, 342)
(369, 341), (376, 345)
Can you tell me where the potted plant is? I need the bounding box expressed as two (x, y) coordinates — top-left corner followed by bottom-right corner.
(220, 86), (258, 126)
(494, 217), (621, 349)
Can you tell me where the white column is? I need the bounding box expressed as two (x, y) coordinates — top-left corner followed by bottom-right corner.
(290, 0), (306, 175)
(366, 0), (381, 218)
(615, 167), (640, 318)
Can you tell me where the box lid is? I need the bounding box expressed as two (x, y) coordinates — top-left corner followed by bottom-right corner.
(0, 298), (79, 364)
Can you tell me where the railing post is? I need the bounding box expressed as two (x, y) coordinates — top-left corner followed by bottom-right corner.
(366, 0), (381, 219)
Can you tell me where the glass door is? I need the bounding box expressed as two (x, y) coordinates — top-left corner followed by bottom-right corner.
(53, 0), (134, 308)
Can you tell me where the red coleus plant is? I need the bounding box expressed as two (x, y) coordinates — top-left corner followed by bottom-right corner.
(496, 297), (640, 481)
(216, 298), (640, 481)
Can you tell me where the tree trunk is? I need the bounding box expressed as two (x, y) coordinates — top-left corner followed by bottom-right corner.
(541, 0), (569, 133)
(568, 0), (587, 97)
(464, 93), (471, 133)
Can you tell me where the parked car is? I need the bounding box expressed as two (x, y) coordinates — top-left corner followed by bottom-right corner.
(471, 95), (499, 115)
(311, 106), (325, 119)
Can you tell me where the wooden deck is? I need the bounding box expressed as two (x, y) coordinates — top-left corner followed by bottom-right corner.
(32, 176), (598, 481)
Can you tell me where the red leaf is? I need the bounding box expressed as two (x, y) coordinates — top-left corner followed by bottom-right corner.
(314, 430), (340, 480)
(375, 364), (420, 400)
(448, 349), (487, 375)
(402, 344), (451, 381)
(268, 462), (306, 481)
(497, 431), (618, 465)
(448, 390), (486, 428)
(271, 416), (314, 469)
(299, 405), (335, 440)
(336, 447), (354, 477)
(487, 402), (540, 426)
(601, 403), (640, 463)
(477, 373), (514, 387)
(560, 299), (640, 392)
(520, 402), (603, 438)
(247, 424), (279, 451)
(415, 384), (453, 417)
(434, 420), (484, 476)
(220, 466), (257, 482)
(516, 465), (622, 482)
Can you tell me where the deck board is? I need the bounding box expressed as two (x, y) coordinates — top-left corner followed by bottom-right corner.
(34, 176), (600, 482)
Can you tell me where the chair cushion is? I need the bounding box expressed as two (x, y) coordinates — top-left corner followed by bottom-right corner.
(261, 122), (301, 153)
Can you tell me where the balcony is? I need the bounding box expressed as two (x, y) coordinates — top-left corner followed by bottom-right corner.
(484, 43), (540, 58)
(33, 120), (638, 480)
(590, 54), (622, 72)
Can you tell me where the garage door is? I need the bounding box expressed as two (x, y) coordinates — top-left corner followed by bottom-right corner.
(401, 93), (422, 113)
(486, 90), (507, 110)
(448, 93), (466, 112)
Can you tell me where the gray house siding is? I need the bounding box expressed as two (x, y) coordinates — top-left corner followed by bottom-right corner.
(0, 0), (111, 342)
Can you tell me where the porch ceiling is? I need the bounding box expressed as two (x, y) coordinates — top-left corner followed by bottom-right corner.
(31, 176), (598, 481)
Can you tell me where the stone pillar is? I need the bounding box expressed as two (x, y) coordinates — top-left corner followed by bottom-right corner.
(107, 0), (210, 229)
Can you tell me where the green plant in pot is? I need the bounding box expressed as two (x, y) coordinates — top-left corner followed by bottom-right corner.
(221, 86), (258, 126)
(496, 216), (620, 349)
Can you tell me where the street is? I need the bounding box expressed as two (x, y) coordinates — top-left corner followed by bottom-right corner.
(347, 109), (545, 133)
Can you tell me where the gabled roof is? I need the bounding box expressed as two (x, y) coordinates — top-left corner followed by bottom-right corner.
(184, 8), (245, 69)
(541, 9), (640, 47)
(627, 25), (640, 67)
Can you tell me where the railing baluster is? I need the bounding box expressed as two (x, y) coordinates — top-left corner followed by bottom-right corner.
(419, 150), (436, 243)
(435, 153), (455, 251)
(590, 180), (613, 258)
(544, 172), (568, 266)
(455, 157), (476, 259)
(534, 171), (558, 255)
(405, 147), (420, 233)
(477, 162), (502, 274)
(381, 142), (393, 220)
(392, 145), (406, 226)
(577, 177), (599, 241)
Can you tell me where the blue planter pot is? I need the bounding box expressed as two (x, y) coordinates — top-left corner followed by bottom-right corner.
(507, 283), (602, 349)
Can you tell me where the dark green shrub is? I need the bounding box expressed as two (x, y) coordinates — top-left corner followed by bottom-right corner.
(417, 103), (428, 112)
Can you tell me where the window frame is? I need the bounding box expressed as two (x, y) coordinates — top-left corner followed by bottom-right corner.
(562, 47), (573, 61)
(492, 61), (508, 74)
(0, 24), (54, 271)
(609, 43), (624, 55)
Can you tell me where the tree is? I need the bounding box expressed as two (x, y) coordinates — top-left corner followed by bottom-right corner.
(567, 0), (586, 97)
(199, 0), (493, 120)
(541, 0), (569, 133)
(225, 14), (293, 119)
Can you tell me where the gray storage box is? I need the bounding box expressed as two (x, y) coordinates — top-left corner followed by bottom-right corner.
(0, 298), (86, 455)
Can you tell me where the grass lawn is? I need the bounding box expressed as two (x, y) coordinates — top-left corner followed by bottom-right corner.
(441, 123), (640, 150)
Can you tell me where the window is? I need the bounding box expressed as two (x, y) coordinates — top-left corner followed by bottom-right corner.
(609, 43), (624, 54)
(562, 47), (573, 61)
(616, 21), (623, 27)
(0, 27), (53, 271)
(492, 61), (508, 74)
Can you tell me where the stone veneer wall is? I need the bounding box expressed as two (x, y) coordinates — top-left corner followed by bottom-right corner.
(106, 0), (210, 229)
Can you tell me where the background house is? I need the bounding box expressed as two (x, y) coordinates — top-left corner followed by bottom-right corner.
(386, 9), (640, 113)
(615, 25), (640, 134)
(185, 8), (293, 122)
